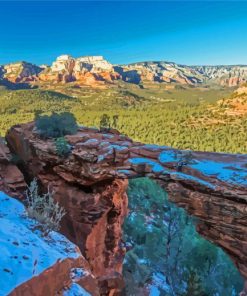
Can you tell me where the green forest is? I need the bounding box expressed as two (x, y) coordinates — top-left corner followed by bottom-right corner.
(0, 85), (246, 153)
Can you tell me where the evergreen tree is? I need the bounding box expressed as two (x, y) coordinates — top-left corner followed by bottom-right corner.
(183, 270), (205, 296)
(99, 114), (111, 129)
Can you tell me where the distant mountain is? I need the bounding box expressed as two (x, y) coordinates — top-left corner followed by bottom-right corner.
(117, 61), (247, 86)
(0, 61), (42, 83)
(1, 55), (247, 87)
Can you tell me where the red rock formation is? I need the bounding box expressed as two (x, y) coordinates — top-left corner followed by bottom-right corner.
(0, 138), (26, 197)
(2, 62), (42, 83)
(0, 132), (126, 294)
(5, 124), (128, 295)
(140, 71), (155, 82)
(5, 122), (247, 285)
(37, 55), (120, 87)
(220, 76), (247, 87)
(2, 56), (247, 87)
(0, 188), (99, 296)
(97, 71), (121, 83)
(10, 256), (98, 296)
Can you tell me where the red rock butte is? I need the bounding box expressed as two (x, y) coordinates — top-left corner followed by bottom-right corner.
(1, 55), (247, 87)
(1, 122), (247, 294)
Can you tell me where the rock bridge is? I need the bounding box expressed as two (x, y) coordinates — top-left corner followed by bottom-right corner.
(2, 122), (247, 293)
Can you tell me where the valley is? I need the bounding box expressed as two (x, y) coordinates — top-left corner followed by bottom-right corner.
(0, 79), (246, 153)
(0, 54), (247, 295)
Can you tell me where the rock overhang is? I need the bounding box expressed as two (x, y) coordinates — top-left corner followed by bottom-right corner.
(4, 122), (247, 281)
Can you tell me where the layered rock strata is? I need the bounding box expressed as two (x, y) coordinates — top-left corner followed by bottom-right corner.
(5, 122), (247, 283)
(1, 56), (247, 87)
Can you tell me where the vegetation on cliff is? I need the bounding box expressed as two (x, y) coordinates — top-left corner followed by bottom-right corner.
(26, 179), (66, 234)
(35, 112), (77, 138)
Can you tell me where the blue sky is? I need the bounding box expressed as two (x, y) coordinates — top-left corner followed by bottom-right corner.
(0, 1), (247, 65)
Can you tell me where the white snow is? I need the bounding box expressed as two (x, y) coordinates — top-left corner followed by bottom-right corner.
(191, 159), (247, 186)
(148, 272), (170, 295)
(159, 150), (177, 163)
(0, 192), (80, 295)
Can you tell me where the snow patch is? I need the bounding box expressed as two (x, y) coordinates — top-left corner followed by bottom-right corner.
(159, 150), (177, 163)
(191, 159), (247, 186)
(0, 192), (80, 296)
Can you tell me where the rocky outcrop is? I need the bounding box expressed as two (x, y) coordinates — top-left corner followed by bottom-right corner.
(213, 85), (247, 116)
(194, 65), (247, 86)
(5, 124), (128, 295)
(0, 192), (99, 296)
(0, 138), (26, 197)
(115, 62), (203, 85)
(5, 122), (247, 284)
(0, 62), (42, 83)
(116, 62), (247, 86)
(2, 55), (247, 87)
(39, 55), (120, 85)
(39, 56), (247, 87)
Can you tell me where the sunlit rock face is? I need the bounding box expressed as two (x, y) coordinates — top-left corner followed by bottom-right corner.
(75, 56), (113, 72)
(2, 55), (247, 87)
(1, 62), (42, 83)
(43, 56), (247, 87)
(39, 54), (120, 85)
(115, 62), (247, 86)
(193, 65), (247, 86)
(5, 122), (247, 283)
(51, 55), (75, 72)
(115, 62), (203, 85)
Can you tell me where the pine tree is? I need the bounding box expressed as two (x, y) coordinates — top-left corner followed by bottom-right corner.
(183, 270), (205, 296)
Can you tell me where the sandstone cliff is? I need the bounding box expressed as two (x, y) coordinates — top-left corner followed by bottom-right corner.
(213, 84), (247, 116)
(0, 62), (42, 83)
(0, 192), (99, 296)
(38, 55), (120, 85)
(116, 62), (247, 86)
(4, 125), (129, 295)
(1, 122), (247, 294)
(0, 138), (26, 197)
(0, 139), (100, 295)
(5, 122), (247, 284)
(1, 55), (247, 87)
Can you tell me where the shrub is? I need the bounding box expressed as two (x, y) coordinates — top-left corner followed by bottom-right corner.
(176, 150), (195, 171)
(99, 114), (111, 129)
(112, 115), (119, 129)
(55, 137), (71, 157)
(35, 112), (77, 138)
(25, 179), (66, 235)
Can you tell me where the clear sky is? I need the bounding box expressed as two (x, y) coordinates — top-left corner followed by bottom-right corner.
(0, 1), (247, 66)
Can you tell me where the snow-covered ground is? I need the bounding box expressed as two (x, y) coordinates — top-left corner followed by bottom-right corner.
(0, 191), (81, 295)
